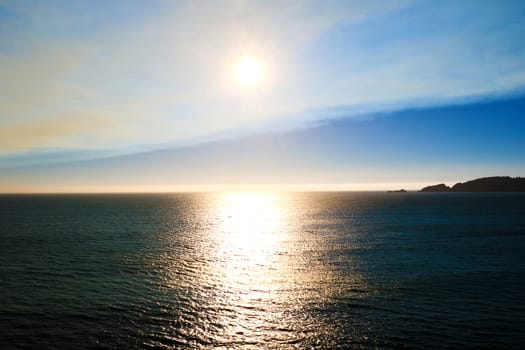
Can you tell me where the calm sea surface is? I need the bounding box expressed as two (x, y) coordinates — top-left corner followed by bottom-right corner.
(1, 192), (525, 349)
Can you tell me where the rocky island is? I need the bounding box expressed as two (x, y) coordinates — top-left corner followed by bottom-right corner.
(420, 176), (525, 192)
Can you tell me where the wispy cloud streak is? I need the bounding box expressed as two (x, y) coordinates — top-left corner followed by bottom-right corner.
(1, 0), (525, 163)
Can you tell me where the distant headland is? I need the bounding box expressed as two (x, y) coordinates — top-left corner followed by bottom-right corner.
(420, 176), (525, 192)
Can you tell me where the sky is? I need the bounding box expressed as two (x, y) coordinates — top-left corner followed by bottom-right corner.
(1, 0), (525, 192)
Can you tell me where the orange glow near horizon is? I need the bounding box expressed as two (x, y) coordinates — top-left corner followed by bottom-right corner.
(0, 182), (434, 194)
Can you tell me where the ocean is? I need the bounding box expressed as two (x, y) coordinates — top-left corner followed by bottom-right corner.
(1, 192), (524, 349)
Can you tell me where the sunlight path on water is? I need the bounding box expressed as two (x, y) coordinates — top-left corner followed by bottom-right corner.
(159, 192), (365, 347)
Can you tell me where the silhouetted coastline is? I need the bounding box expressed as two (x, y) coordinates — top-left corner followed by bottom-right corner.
(420, 176), (525, 192)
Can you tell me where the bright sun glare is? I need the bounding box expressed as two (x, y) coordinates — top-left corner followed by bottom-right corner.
(235, 56), (263, 85)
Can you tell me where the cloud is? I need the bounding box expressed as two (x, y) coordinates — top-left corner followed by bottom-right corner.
(1, 0), (525, 164)
(0, 46), (91, 121)
(0, 112), (121, 153)
(0, 1), (411, 152)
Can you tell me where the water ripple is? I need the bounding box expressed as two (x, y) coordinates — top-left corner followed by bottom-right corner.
(1, 193), (525, 348)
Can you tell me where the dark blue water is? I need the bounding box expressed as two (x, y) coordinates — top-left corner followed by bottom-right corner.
(1, 192), (525, 349)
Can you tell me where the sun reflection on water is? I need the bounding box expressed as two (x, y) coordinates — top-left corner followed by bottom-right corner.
(159, 192), (366, 346)
(204, 193), (337, 341)
(213, 193), (287, 272)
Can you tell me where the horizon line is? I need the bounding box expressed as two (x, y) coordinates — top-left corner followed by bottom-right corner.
(0, 182), (456, 194)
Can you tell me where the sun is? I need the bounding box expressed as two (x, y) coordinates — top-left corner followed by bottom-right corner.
(235, 56), (263, 86)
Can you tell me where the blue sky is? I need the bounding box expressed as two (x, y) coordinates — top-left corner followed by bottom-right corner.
(1, 0), (525, 191)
